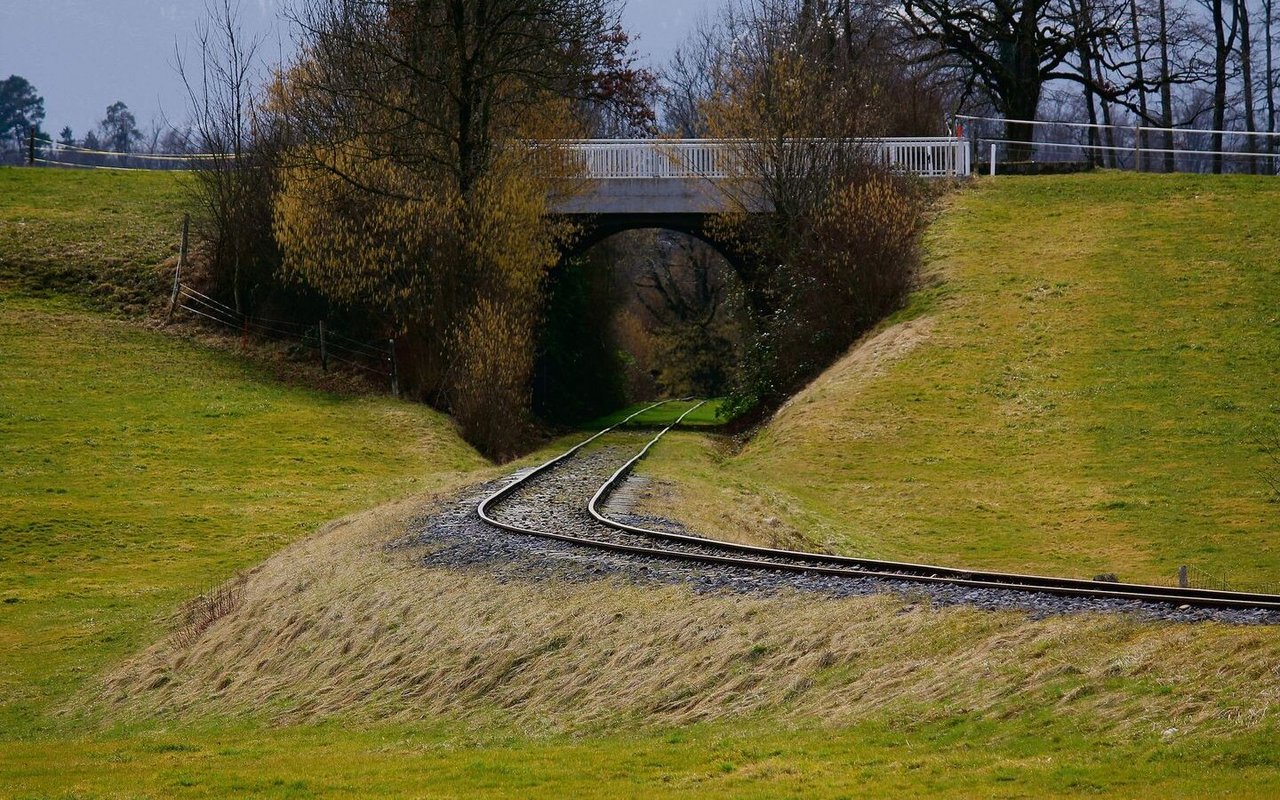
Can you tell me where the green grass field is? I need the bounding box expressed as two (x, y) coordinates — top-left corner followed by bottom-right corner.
(5, 717), (1278, 798)
(638, 172), (1280, 588)
(3, 167), (1279, 797)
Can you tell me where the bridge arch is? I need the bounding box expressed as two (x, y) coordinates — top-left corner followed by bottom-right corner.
(560, 213), (754, 279)
(536, 212), (755, 424)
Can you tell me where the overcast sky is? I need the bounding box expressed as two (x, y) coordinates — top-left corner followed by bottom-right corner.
(0, 0), (715, 140)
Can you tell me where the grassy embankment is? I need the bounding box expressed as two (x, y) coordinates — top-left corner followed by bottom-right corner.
(0, 168), (489, 735)
(638, 172), (1280, 586)
(2, 167), (1279, 797)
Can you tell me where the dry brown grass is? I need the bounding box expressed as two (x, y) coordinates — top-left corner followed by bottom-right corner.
(631, 317), (940, 556)
(171, 573), (249, 649)
(84, 492), (1280, 740)
(766, 315), (937, 444)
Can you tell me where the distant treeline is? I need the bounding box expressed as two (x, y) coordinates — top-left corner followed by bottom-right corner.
(0, 76), (196, 167)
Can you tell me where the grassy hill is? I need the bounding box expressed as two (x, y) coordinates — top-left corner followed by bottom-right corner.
(16, 494), (1279, 798)
(0, 168), (189, 312)
(0, 295), (488, 735)
(0, 168), (490, 741)
(2, 167), (1279, 798)
(638, 172), (1280, 588)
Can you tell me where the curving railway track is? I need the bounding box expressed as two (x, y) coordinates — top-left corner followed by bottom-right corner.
(478, 400), (1280, 614)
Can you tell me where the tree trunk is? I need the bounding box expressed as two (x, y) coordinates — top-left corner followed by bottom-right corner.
(1130, 0), (1151, 169)
(1210, 0), (1239, 174)
(1097, 80), (1118, 168)
(1159, 0), (1176, 171)
(1267, 0), (1278, 171)
(1004, 96), (1041, 162)
(1240, 0), (1258, 173)
(1077, 0), (1117, 168)
(1073, 0), (1103, 166)
(1000, 9), (1045, 162)
(233, 250), (243, 315)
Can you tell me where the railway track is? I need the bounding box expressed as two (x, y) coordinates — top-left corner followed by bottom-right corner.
(479, 401), (1280, 613)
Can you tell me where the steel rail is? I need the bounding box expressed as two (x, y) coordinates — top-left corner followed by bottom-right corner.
(479, 404), (1280, 612)
(477, 400), (672, 529)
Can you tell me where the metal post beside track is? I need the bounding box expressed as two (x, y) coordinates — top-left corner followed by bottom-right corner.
(388, 338), (399, 398)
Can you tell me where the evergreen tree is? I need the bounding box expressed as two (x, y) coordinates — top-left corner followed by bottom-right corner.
(0, 75), (46, 152)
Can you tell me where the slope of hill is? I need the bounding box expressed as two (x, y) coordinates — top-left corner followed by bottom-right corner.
(0, 168), (188, 312)
(638, 172), (1280, 588)
(17, 489), (1273, 798)
(0, 295), (489, 734)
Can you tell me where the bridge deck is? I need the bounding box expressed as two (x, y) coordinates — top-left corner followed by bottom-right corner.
(561, 137), (970, 180)
(552, 137), (970, 216)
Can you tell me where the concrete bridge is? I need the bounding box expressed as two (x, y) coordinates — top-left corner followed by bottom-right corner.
(551, 137), (971, 258)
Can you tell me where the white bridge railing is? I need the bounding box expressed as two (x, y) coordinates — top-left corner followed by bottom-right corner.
(560, 137), (971, 180)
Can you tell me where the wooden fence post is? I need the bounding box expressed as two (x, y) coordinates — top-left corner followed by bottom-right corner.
(28, 129), (36, 166)
(166, 214), (189, 323)
(1178, 565), (1188, 588)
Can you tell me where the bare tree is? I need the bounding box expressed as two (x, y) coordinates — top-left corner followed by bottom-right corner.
(1158, 0), (1177, 169)
(1254, 423), (1280, 503)
(686, 0), (925, 411)
(634, 237), (742, 396)
(1070, 0), (1105, 164)
(1239, 0), (1258, 171)
(701, 0), (888, 314)
(1129, 0), (1152, 167)
(286, 0), (639, 198)
(177, 0), (278, 312)
(1202, 0), (1241, 172)
(662, 26), (721, 137)
(274, 0), (652, 455)
(902, 0), (1133, 159)
(1266, 0), (1278, 163)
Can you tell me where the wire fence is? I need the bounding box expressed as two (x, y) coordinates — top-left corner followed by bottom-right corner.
(23, 118), (1280, 176)
(957, 114), (1280, 174)
(172, 282), (400, 394)
(1177, 564), (1280, 596)
(24, 139), (224, 171)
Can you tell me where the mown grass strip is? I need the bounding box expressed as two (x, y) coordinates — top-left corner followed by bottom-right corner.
(2, 717), (1277, 798)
